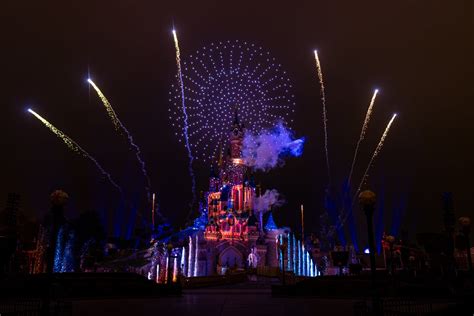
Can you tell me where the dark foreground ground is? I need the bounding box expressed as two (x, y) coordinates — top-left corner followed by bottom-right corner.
(70, 278), (356, 316)
(1, 273), (473, 315)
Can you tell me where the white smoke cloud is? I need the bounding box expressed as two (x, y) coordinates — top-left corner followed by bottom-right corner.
(242, 122), (304, 171)
(253, 189), (285, 213)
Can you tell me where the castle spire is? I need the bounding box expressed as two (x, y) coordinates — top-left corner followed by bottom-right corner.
(265, 212), (278, 231)
(217, 141), (224, 167)
(229, 106), (244, 160)
(233, 106), (240, 125)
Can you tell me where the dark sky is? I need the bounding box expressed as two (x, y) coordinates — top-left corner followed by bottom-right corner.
(1, 0), (473, 242)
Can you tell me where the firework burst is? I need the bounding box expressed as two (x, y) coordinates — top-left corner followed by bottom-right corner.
(168, 40), (296, 163)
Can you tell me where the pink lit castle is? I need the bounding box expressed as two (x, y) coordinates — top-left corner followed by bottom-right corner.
(184, 112), (284, 275)
(149, 112), (317, 281)
(204, 111), (259, 243)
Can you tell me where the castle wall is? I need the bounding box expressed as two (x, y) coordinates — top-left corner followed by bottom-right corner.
(256, 244), (268, 267)
(265, 230), (280, 268)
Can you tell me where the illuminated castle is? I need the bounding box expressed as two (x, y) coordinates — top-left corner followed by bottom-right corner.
(148, 113), (318, 280)
(204, 112), (259, 243)
(181, 112), (283, 275)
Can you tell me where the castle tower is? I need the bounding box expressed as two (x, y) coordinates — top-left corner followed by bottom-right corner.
(229, 109), (244, 161)
(209, 164), (219, 192)
(204, 110), (256, 242)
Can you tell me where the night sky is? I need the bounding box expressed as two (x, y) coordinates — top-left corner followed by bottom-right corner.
(2, 1), (473, 242)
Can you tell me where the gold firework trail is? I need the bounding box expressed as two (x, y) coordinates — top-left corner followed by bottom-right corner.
(87, 78), (152, 201)
(314, 50), (331, 184)
(354, 113), (398, 199)
(87, 79), (121, 131)
(172, 28), (197, 218)
(28, 108), (122, 193)
(347, 89), (379, 186)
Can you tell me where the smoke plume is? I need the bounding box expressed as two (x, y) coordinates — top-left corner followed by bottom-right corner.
(253, 189), (285, 213)
(242, 122), (304, 171)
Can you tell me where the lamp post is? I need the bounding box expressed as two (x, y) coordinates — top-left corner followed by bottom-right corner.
(359, 190), (377, 281)
(459, 217), (472, 273)
(359, 190), (379, 315)
(385, 235), (395, 276)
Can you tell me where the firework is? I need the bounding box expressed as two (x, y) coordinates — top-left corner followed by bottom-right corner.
(172, 29), (197, 213)
(354, 113), (398, 199)
(87, 78), (151, 199)
(27, 108), (122, 193)
(168, 40), (296, 162)
(347, 89), (379, 185)
(87, 79), (120, 130)
(313, 50), (330, 184)
(336, 112), (397, 231)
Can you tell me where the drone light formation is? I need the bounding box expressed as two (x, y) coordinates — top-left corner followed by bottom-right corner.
(27, 108), (123, 193)
(88, 78), (152, 200)
(172, 28), (197, 213)
(313, 50), (330, 185)
(169, 40), (296, 163)
(347, 89), (379, 186)
(354, 113), (398, 199)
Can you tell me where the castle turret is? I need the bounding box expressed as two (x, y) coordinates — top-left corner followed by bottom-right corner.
(209, 164), (219, 192)
(229, 109), (244, 160)
(204, 110), (256, 242)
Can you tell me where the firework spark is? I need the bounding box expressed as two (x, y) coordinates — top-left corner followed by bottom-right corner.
(172, 28), (197, 215)
(347, 89), (379, 185)
(28, 108), (122, 193)
(87, 78), (151, 200)
(354, 113), (398, 199)
(314, 50), (330, 184)
(87, 79), (120, 130)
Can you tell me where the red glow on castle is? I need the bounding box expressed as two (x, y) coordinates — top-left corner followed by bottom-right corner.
(204, 111), (260, 242)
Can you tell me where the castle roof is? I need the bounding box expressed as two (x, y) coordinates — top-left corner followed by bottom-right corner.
(264, 212), (278, 231)
(231, 108), (244, 131)
(233, 108), (240, 125)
